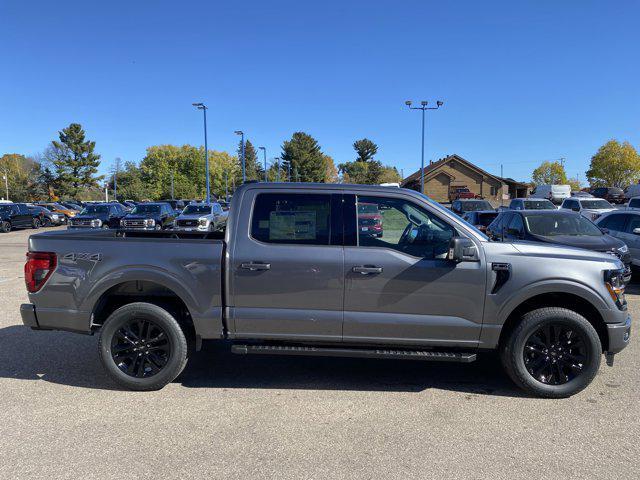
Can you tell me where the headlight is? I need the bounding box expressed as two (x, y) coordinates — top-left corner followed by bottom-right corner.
(198, 217), (209, 227)
(144, 218), (155, 227)
(605, 269), (626, 310)
(120, 219), (125, 226)
(618, 244), (629, 254)
(52, 214), (59, 220)
(91, 219), (102, 228)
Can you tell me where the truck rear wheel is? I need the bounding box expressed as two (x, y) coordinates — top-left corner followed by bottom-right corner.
(98, 302), (189, 391)
(500, 307), (601, 398)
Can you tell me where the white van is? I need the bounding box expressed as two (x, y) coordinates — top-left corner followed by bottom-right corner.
(530, 184), (571, 205)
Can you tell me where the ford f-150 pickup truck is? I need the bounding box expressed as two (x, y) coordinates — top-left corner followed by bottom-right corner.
(21, 183), (631, 397)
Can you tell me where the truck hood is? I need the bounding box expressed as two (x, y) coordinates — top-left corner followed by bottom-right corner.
(528, 233), (625, 253)
(508, 240), (623, 267)
(73, 213), (109, 221)
(177, 213), (213, 221)
(582, 208), (616, 216)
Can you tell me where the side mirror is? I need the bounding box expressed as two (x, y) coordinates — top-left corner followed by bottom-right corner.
(448, 237), (480, 263)
(633, 228), (640, 236)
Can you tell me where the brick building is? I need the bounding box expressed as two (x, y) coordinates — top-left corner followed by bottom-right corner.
(401, 154), (528, 203)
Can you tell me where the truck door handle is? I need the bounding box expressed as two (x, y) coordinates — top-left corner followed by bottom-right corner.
(352, 265), (383, 275)
(240, 262), (271, 271)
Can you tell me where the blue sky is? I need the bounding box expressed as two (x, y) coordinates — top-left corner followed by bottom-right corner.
(1, 0), (638, 183)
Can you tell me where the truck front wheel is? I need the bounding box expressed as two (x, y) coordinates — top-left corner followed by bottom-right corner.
(98, 302), (189, 391)
(500, 307), (601, 398)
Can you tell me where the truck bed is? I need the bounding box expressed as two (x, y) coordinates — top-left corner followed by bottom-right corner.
(27, 228), (226, 338)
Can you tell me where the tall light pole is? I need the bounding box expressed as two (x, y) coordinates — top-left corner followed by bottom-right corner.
(225, 171), (229, 200)
(2, 172), (8, 200)
(405, 100), (443, 194)
(192, 103), (211, 203)
(258, 146), (267, 182)
(274, 157), (281, 182)
(235, 131), (246, 183)
(113, 157), (121, 201)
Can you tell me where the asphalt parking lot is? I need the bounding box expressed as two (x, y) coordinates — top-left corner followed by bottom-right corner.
(0, 227), (638, 479)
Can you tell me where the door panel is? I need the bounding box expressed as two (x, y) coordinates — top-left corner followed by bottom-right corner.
(343, 194), (486, 347)
(229, 191), (344, 341)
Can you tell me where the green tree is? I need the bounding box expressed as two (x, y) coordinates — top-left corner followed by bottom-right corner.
(49, 123), (102, 197)
(323, 155), (338, 183)
(237, 139), (264, 182)
(338, 160), (369, 183)
(586, 140), (640, 188)
(531, 160), (567, 185)
(281, 132), (327, 182)
(353, 138), (378, 163)
(0, 153), (41, 201)
(379, 166), (402, 184)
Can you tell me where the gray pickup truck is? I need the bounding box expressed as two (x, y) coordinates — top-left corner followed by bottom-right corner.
(21, 183), (631, 397)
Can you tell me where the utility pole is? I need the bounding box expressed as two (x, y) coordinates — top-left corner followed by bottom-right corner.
(192, 103), (211, 203)
(258, 146), (267, 182)
(500, 164), (504, 206)
(275, 157), (281, 182)
(235, 131), (246, 183)
(113, 157), (121, 201)
(104, 182), (109, 202)
(404, 100), (444, 194)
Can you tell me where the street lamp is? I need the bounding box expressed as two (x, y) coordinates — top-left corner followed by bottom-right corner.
(274, 157), (281, 182)
(192, 103), (211, 203)
(1, 172), (8, 200)
(234, 131), (246, 183)
(258, 146), (267, 182)
(405, 99), (443, 194)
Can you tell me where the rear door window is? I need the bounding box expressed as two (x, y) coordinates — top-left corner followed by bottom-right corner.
(624, 215), (640, 234)
(251, 193), (331, 245)
(600, 214), (628, 232)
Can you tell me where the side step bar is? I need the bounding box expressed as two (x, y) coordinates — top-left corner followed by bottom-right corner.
(231, 344), (476, 363)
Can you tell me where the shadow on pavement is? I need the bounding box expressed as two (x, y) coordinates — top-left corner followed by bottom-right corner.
(0, 325), (525, 397)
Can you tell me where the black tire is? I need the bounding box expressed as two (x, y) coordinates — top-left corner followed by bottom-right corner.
(32, 218), (41, 229)
(1, 221), (11, 233)
(500, 307), (601, 398)
(42, 217), (52, 227)
(98, 302), (189, 391)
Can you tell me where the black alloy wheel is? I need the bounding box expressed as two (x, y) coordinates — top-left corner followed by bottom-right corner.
(523, 323), (587, 385)
(42, 217), (51, 227)
(110, 318), (171, 379)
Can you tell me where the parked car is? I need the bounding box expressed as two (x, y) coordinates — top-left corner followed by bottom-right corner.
(0, 203), (41, 232)
(509, 198), (556, 210)
(35, 202), (78, 219)
(560, 197), (616, 222)
(356, 201), (384, 237)
(592, 187), (625, 204)
(218, 200), (230, 211)
(571, 191), (593, 198)
(120, 202), (176, 230)
(59, 201), (83, 212)
(461, 210), (499, 232)
(20, 183), (631, 397)
(624, 184), (640, 201)
(487, 209), (631, 283)
(69, 203), (128, 229)
(27, 205), (65, 227)
(626, 197), (640, 210)
(449, 187), (478, 201)
(596, 211), (640, 270)
(450, 199), (493, 216)
(174, 202), (228, 232)
(530, 184), (571, 204)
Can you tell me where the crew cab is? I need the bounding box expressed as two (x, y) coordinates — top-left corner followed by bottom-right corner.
(560, 197), (616, 222)
(120, 202), (176, 230)
(21, 183), (631, 398)
(174, 202), (228, 232)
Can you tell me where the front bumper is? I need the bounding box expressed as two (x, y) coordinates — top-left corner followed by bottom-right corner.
(607, 315), (632, 354)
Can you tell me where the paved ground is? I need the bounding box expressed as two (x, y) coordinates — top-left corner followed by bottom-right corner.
(0, 226), (638, 480)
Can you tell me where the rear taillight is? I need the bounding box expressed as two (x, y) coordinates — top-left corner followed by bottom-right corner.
(25, 252), (57, 293)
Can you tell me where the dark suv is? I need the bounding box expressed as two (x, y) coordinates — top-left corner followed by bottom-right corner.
(0, 203), (41, 232)
(120, 202), (176, 230)
(592, 187), (625, 204)
(69, 203), (127, 229)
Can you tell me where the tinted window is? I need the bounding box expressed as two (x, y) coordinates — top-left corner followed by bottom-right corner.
(355, 195), (454, 258)
(477, 212), (499, 227)
(599, 214), (627, 232)
(184, 205), (212, 215)
(625, 215), (640, 234)
(580, 199), (612, 210)
(523, 200), (555, 210)
(629, 198), (640, 208)
(132, 205), (160, 214)
(525, 214), (602, 236)
(507, 214), (524, 235)
(251, 193), (331, 245)
(459, 200), (492, 212)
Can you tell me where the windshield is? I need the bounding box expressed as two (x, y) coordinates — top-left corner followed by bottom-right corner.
(358, 204), (379, 214)
(0, 205), (11, 213)
(417, 192), (488, 240)
(80, 205), (109, 214)
(131, 205), (160, 214)
(183, 205), (212, 215)
(523, 200), (555, 210)
(525, 214), (602, 237)
(629, 198), (640, 208)
(581, 199), (612, 210)
(460, 201), (492, 212)
(477, 212), (499, 226)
